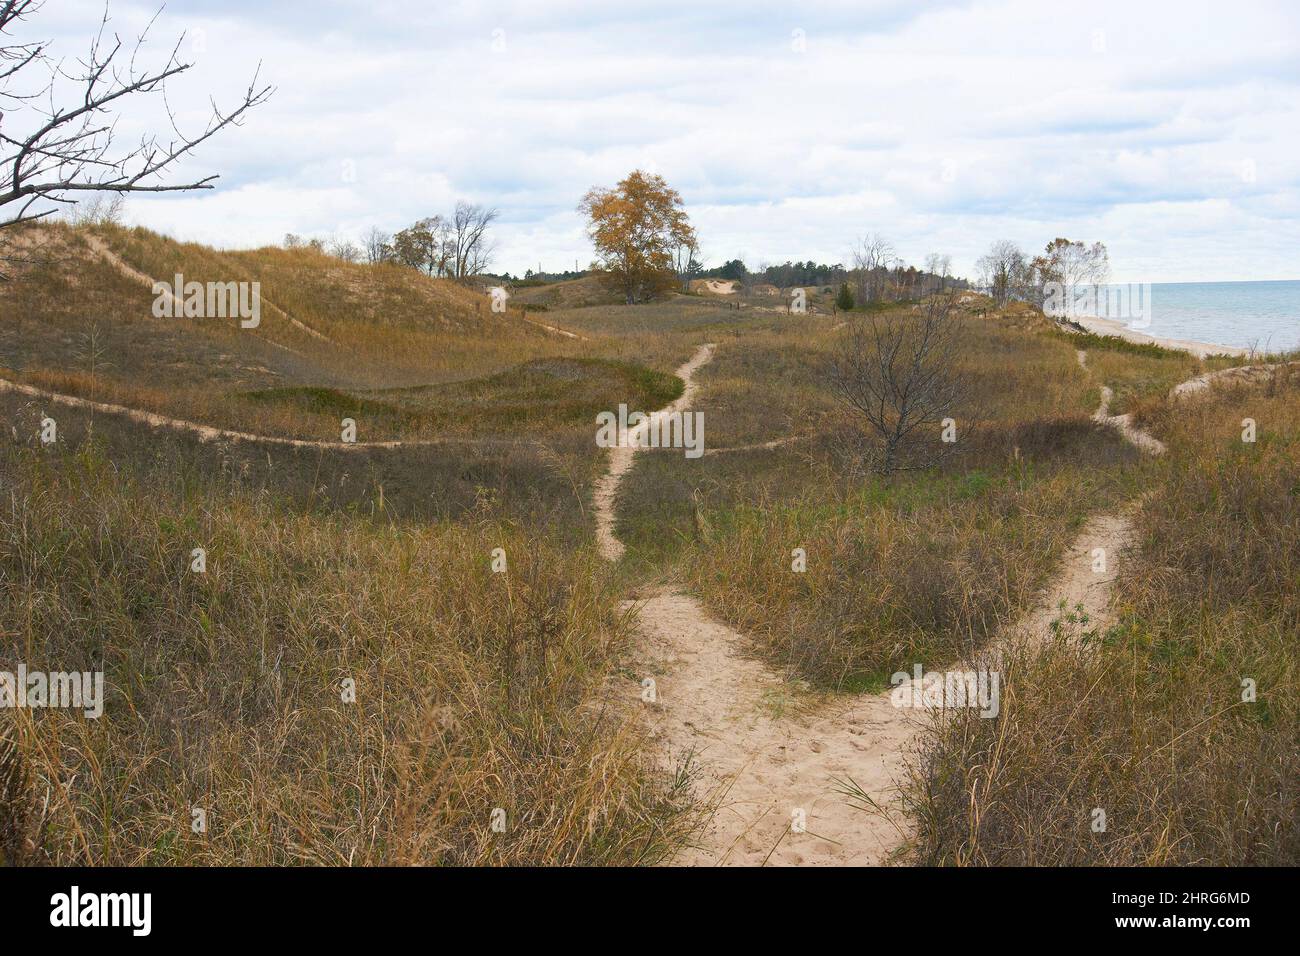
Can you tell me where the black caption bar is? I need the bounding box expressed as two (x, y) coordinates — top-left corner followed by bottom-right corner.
(0, 866), (1278, 942)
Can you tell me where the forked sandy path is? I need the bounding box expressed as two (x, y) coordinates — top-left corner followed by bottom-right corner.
(1077, 349), (1168, 455)
(597, 346), (1178, 866)
(3, 331), (1215, 864)
(633, 591), (923, 865)
(596, 343), (921, 864)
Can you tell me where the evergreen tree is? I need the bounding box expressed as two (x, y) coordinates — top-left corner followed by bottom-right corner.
(835, 282), (855, 311)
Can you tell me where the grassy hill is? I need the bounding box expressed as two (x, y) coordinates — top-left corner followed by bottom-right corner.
(1, 222), (574, 395)
(507, 274), (625, 310)
(1, 246), (1294, 866)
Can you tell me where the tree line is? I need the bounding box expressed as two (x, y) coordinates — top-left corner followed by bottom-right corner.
(696, 244), (966, 302)
(290, 202), (500, 279)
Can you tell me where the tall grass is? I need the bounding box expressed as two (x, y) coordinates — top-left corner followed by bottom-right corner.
(906, 371), (1300, 865)
(0, 439), (693, 864)
(619, 308), (1140, 687)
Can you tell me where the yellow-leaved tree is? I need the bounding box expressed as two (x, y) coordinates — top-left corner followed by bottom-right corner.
(579, 170), (697, 304)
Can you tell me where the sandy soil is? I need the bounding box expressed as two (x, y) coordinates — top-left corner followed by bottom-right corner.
(689, 279), (738, 296)
(1005, 511), (1133, 649)
(1076, 315), (1246, 358)
(633, 589), (921, 865)
(1092, 384), (1167, 455)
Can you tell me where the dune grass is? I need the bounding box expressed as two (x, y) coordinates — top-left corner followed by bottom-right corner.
(5, 241), (1294, 869)
(0, 436), (694, 865)
(617, 303), (1142, 687)
(906, 368), (1300, 865)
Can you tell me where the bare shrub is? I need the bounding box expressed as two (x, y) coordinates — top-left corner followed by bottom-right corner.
(828, 294), (969, 474)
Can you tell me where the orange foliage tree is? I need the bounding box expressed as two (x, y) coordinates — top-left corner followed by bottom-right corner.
(579, 170), (697, 304)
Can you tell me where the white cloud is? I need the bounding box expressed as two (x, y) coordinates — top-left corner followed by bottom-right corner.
(20, 0), (1300, 281)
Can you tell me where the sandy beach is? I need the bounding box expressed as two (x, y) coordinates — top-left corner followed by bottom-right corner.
(1075, 315), (1248, 358)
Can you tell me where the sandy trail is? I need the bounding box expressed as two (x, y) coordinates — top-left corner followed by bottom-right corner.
(597, 346), (1179, 866)
(1092, 385), (1167, 455)
(1078, 349), (1167, 455)
(520, 314), (588, 340)
(1006, 512), (1133, 648)
(0, 377), (520, 451)
(704, 435), (805, 456)
(634, 590), (920, 865)
(592, 343), (715, 561)
(594, 342), (920, 864)
(3, 313), (1217, 864)
(82, 233), (334, 346)
(635, 501), (1133, 865)
(1170, 361), (1299, 401)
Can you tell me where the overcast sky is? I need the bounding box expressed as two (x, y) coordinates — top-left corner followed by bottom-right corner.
(28, 0), (1300, 282)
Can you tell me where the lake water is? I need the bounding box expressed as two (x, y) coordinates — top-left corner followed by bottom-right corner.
(1112, 280), (1300, 352)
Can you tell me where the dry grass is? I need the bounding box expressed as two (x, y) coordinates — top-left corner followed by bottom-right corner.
(5, 229), (1293, 867)
(906, 370), (1300, 865)
(508, 275), (623, 310)
(1073, 337), (1201, 415)
(617, 304), (1140, 687)
(1, 221), (602, 390)
(0, 437), (694, 865)
(1, 232), (718, 865)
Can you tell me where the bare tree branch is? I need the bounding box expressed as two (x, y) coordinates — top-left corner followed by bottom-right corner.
(0, 0), (273, 232)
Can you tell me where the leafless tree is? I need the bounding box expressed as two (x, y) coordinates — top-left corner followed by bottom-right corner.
(828, 293), (969, 474)
(363, 226), (392, 265)
(673, 234), (699, 290)
(850, 233), (896, 304)
(976, 239), (1031, 307)
(924, 252), (952, 294)
(451, 201), (498, 278)
(0, 1), (271, 237)
(326, 236), (361, 263)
